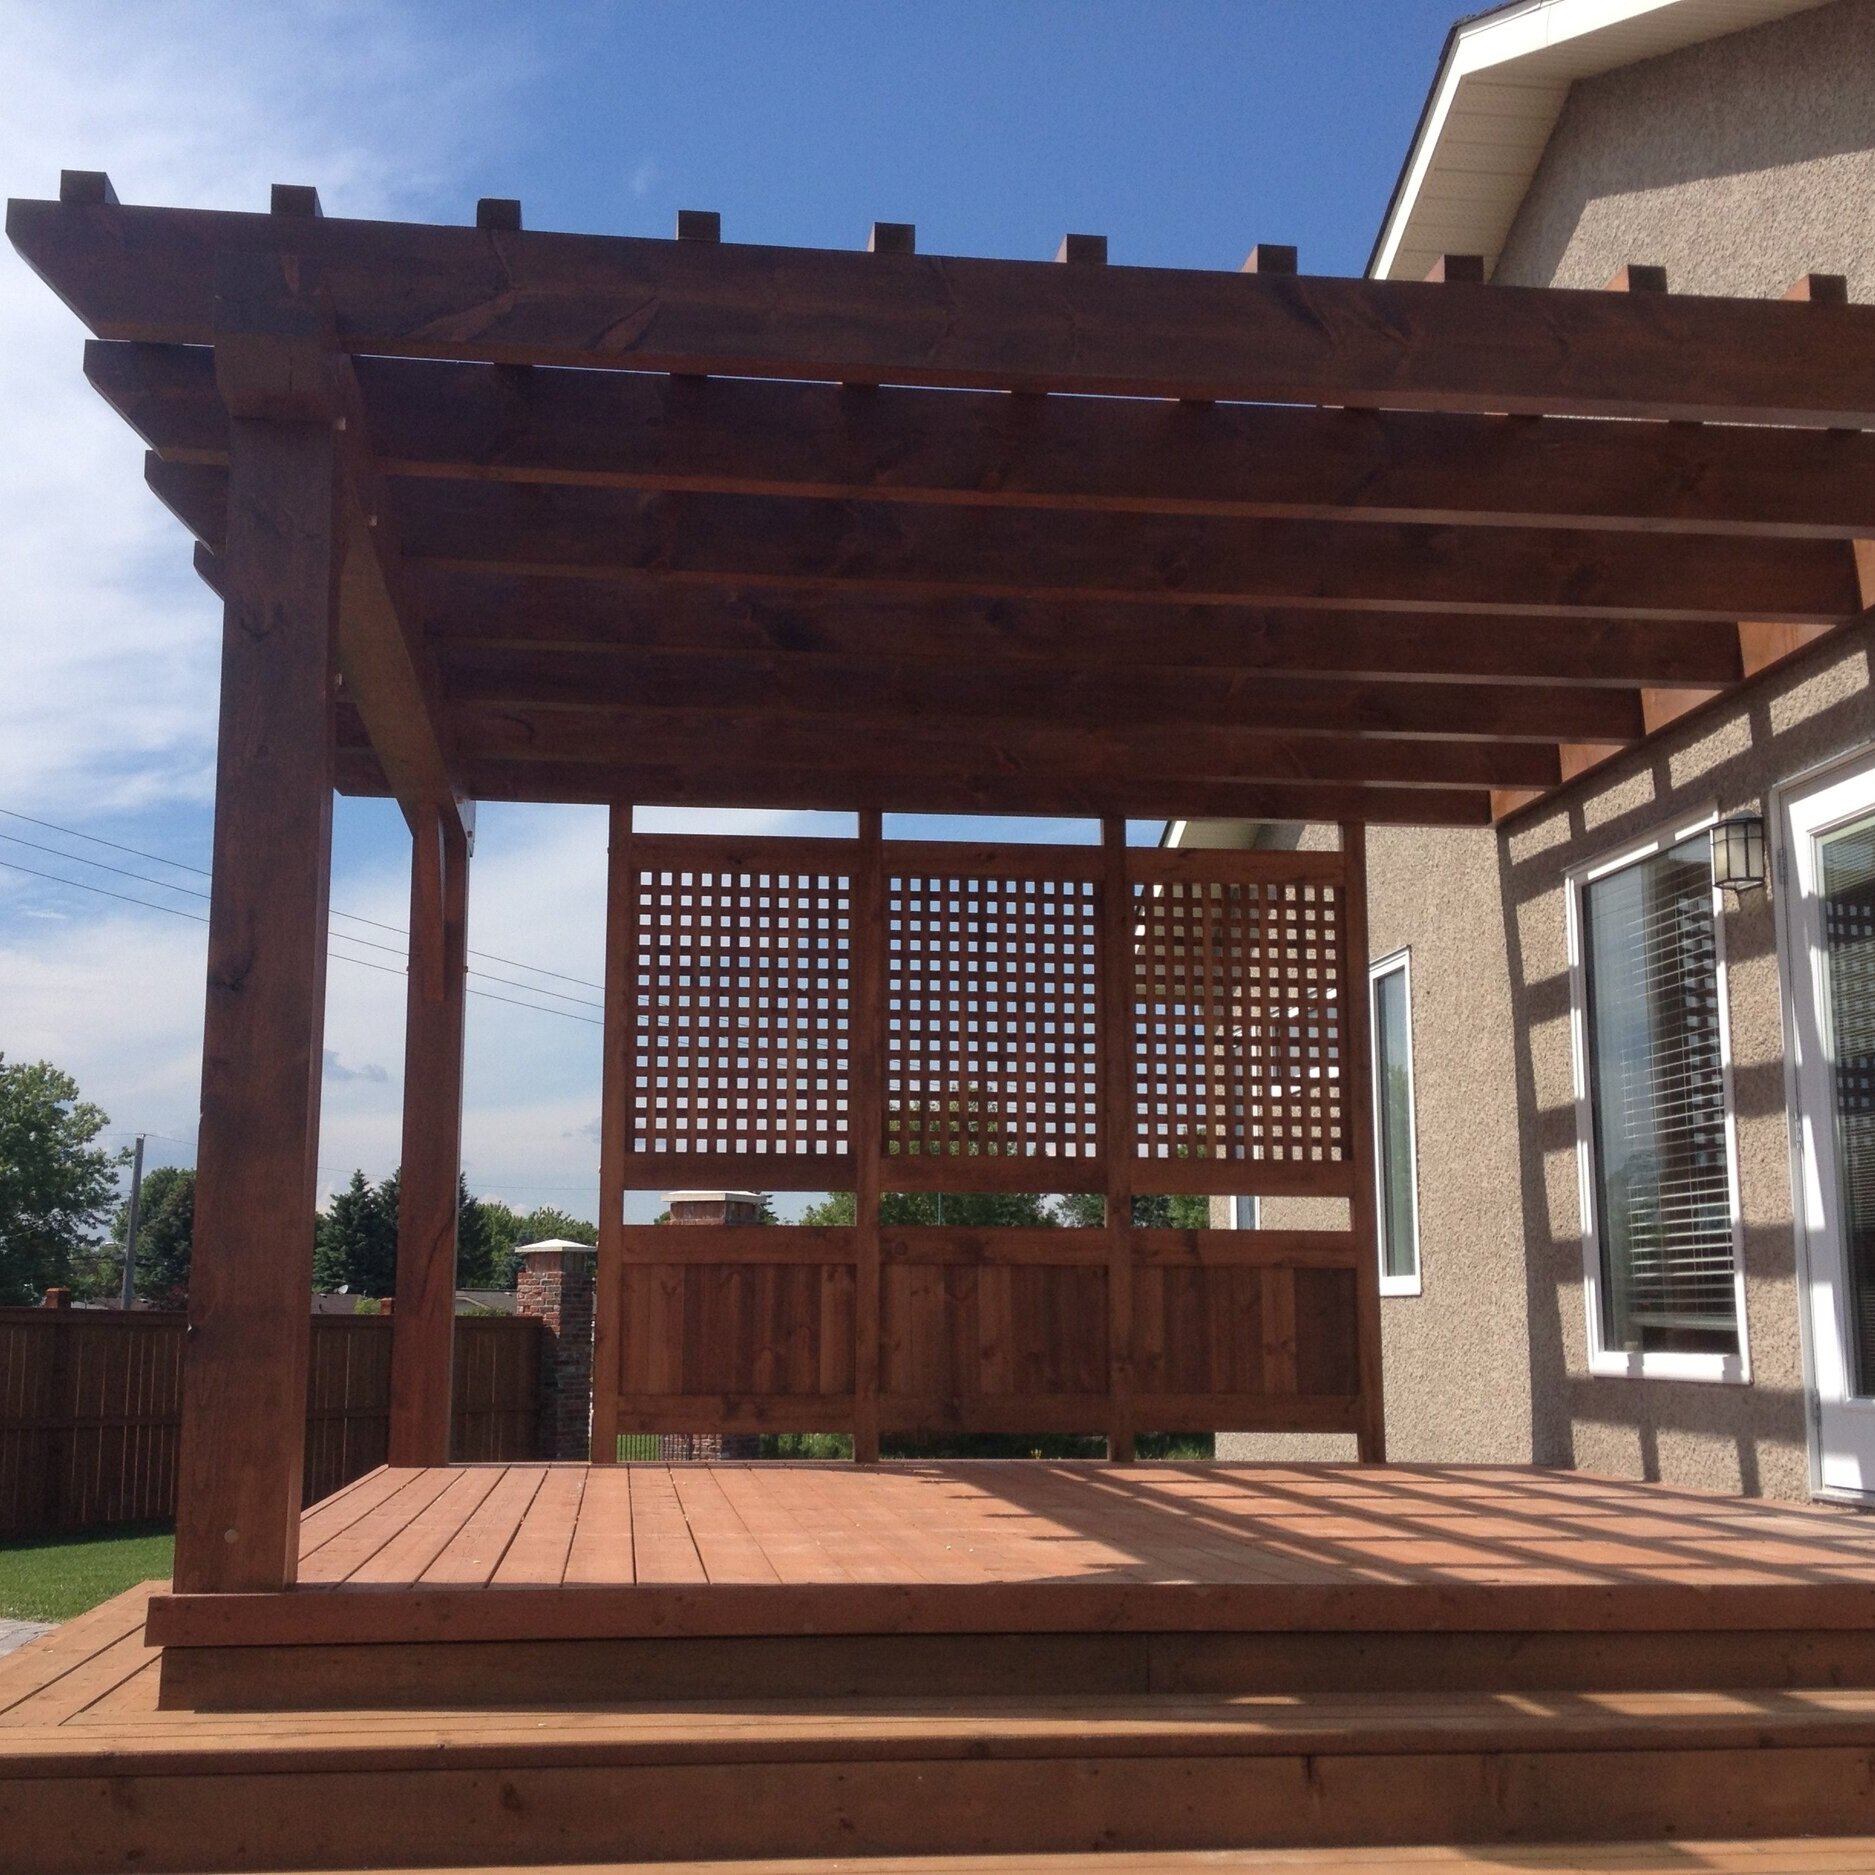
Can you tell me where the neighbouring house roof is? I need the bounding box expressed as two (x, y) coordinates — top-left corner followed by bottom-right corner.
(1369, 0), (1834, 282)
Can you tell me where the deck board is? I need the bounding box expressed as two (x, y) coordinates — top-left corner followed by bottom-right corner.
(289, 1463), (1875, 1595)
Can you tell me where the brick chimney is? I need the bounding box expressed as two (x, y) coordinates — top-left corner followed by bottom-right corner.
(514, 1239), (596, 1461)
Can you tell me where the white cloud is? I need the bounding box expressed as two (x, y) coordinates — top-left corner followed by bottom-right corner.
(3, 9), (849, 1234)
(1, 1), (536, 1206)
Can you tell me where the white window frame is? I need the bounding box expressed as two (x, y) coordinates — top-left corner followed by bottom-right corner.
(1564, 809), (1751, 1385)
(1369, 948), (1423, 1298)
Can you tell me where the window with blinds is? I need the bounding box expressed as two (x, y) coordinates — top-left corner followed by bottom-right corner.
(1581, 834), (1739, 1357)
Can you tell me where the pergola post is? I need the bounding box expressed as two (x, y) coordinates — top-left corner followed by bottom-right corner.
(388, 803), (472, 1465)
(173, 408), (340, 1594)
(1340, 822), (1387, 1465)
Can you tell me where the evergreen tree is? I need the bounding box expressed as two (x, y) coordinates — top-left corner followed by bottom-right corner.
(313, 1170), (397, 1297)
(0, 1055), (124, 1304)
(455, 1175), (500, 1288)
(110, 1164), (195, 1304)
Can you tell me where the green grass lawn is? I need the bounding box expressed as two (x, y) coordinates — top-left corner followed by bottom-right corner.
(0, 1524), (174, 1624)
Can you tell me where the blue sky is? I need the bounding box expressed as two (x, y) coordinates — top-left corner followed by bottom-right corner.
(1, 0), (1461, 1225)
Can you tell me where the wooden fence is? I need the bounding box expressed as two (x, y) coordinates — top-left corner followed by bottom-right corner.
(0, 1309), (541, 1534)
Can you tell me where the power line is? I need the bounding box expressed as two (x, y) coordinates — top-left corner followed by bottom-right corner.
(0, 828), (605, 1011)
(0, 858), (600, 1025)
(0, 803), (606, 993)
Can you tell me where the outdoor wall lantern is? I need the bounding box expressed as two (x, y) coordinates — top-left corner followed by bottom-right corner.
(1711, 813), (1768, 892)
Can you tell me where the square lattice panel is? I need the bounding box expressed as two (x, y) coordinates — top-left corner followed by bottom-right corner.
(886, 870), (1100, 1164)
(631, 867), (852, 1160)
(1132, 878), (1346, 1167)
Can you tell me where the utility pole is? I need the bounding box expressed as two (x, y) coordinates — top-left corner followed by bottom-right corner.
(119, 1133), (145, 1310)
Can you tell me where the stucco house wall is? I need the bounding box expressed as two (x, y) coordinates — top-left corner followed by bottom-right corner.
(1221, 0), (1874, 1496)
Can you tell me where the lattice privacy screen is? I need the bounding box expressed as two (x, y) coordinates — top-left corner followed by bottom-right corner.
(1132, 876), (1347, 1169)
(885, 868), (1101, 1164)
(613, 834), (1353, 1193)
(629, 863), (853, 1160)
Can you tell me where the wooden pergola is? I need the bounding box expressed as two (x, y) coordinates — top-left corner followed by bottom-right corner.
(11, 173), (1874, 1611)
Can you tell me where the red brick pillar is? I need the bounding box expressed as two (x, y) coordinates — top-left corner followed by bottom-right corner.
(515, 1240), (596, 1461)
(662, 1192), (766, 1461)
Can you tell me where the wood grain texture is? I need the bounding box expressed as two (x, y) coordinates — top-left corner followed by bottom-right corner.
(172, 413), (339, 1593)
(388, 806), (469, 1466)
(88, 338), (1875, 539)
(21, 198), (1875, 422)
(1339, 824), (1386, 1465)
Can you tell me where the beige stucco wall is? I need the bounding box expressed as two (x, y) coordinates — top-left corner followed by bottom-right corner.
(1219, 825), (1536, 1468)
(1495, 0), (1875, 296)
(1228, 1), (1874, 1496)
(1502, 633), (1875, 1499)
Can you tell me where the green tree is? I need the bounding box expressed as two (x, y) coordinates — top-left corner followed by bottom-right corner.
(0, 1055), (125, 1304)
(801, 1190), (1053, 1228)
(313, 1170), (397, 1297)
(1051, 1191), (1210, 1229)
(455, 1176), (501, 1288)
(111, 1164), (195, 1305)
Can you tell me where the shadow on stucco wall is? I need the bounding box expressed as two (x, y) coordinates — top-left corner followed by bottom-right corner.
(1492, 623), (1875, 1499)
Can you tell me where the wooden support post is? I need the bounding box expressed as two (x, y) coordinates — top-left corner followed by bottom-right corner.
(591, 804), (635, 1466)
(172, 409), (339, 1593)
(388, 802), (471, 1466)
(851, 810), (885, 1464)
(1098, 816), (1135, 1463)
(1339, 822), (1386, 1465)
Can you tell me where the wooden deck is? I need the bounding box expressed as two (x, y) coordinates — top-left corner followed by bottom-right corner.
(11, 1578), (1875, 1869)
(9, 1465), (1875, 1869)
(141, 1461), (1875, 1711)
(278, 1459), (1875, 1592)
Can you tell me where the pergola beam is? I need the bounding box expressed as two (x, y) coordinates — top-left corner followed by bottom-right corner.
(17, 194), (1875, 423)
(334, 749), (1494, 826)
(442, 701), (1564, 789)
(415, 575), (1746, 689)
(86, 340), (1875, 540)
(330, 363), (470, 843)
(438, 645), (1646, 743)
(143, 458), (1857, 623)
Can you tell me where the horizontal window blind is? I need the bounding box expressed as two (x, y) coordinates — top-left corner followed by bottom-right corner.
(1583, 835), (1738, 1355)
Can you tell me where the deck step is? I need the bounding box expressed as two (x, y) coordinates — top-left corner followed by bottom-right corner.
(8, 1689), (1875, 1871)
(274, 1845), (1875, 1875)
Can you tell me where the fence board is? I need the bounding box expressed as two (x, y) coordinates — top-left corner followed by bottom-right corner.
(0, 1310), (543, 1534)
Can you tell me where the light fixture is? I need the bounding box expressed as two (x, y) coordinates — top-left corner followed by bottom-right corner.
(1710, 814), (1767, 893)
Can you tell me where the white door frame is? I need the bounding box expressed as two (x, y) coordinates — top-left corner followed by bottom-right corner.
(1774, 744), (1875, 1504)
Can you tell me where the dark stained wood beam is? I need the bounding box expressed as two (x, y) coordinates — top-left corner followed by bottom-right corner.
(331, 364), (468, 841)
(389, 803), (470, 1467)
(436, 643), (1646, 743)
(441, 701), (1563, 790)
(414, 572), (1746, 690)
(175, 412), (337, 1595)
(151, 458), (1849, 622)
(334, 746), (1496, 826)
(143, 434), (466, 837)
(388, 482), (1863, 621)
(88, 341), (1875, 540)
(18, 194), (1875, 423)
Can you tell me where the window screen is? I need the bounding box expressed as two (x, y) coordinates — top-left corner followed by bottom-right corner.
(1582, 835), (1738, 1356)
